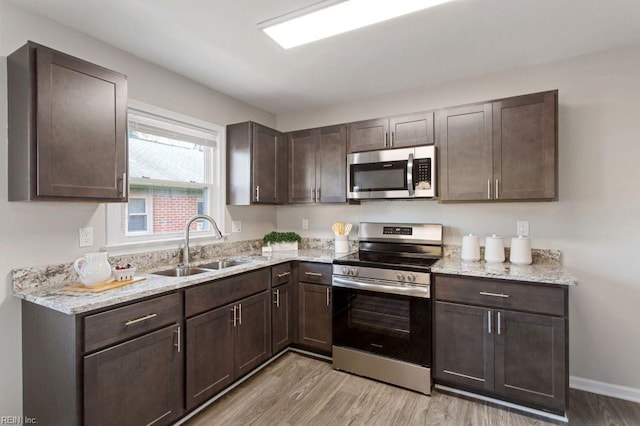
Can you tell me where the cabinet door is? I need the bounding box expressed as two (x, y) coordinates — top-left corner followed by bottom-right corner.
(389, 112), (434, 148)
(235, 292), (271, 378)
(36, 45), (127, 200)
(288, 129), (316, 204)
(348, 118), (389, 153)
(84, 325), (182, 426)
(438, 104), (493, 201)
(252, 123), (282, 204)
(494, 310), (566, 412)
(493, 91), (557, 200)
(434, 301), (494, 391)
(298, 282), (332, 353)
(185, 305), (234, 410)
(316, 125), (347, 203)
(272, 282), (294, 354)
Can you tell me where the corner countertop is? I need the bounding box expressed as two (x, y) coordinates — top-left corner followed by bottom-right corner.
(14, 249), (348, 315)
(431, 257), (578, 286)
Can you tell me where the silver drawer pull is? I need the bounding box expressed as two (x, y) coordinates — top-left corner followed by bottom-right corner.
(277, 272), (291, 278)
(479, 291), (510, 298)
(125, 313), (157, 326)
(305, 272), (322, 277)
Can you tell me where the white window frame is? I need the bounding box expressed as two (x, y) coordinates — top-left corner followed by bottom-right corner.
(105, 100), (226, 253)
(125, 194), (153, 236)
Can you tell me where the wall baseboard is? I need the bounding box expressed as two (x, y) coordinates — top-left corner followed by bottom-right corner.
(570, 376), (640, 403)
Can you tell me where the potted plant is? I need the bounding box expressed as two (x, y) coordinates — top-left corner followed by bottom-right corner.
(263, 231), (302, 251)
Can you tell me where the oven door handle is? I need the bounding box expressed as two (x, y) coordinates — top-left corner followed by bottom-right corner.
(407, 152), (415, 197)
(332, 277), (430, 299)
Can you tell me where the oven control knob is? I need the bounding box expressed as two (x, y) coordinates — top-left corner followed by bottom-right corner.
(351, 268), (359, 276)
(407, 274), (416, 283)
(342, 266), (350, 275)
(396, 273), (405, 281)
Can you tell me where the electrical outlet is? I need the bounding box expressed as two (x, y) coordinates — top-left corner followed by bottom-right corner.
(302, 218), (309, 230)
(517, 221), (530, 237)
(79, 227), (94, 247)
(231, 221), (242, 233)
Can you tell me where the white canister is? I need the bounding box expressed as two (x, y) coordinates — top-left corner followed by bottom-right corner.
(484, 234), (505, 263)
(461, 234), (480, 261)
(510, 236), (532, 265)
(335, 235), (350, 253)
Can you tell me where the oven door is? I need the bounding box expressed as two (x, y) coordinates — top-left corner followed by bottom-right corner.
(332, 279), (431, 367)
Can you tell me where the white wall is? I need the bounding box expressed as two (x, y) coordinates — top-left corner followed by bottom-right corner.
(277, 46), (640, 392)
(0, 1), (277, 416)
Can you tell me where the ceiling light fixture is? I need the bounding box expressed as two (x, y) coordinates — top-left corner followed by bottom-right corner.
(260, 0), (455, 49)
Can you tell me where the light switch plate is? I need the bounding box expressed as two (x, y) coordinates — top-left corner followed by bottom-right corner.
(79, 227), (94, 247)
(231, 221), (242, 233)
(517, 221), (530, 237)
(302, 218), (309, 230)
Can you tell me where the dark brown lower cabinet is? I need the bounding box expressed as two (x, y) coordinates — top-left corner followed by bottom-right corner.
(272, 282), (294, 354)
(298, 282), (332, 353)
(84, 324), (182, 426)
(185, 292), (270, 410)
(434, 275), (568, 414)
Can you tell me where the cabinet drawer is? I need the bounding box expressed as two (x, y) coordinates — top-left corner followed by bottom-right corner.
(435, 275), (566, 316)
(84, 293), (181, 352)
(298, 262), (332, 285)
(272, 263), (292, 287)
(185, 268), (269, 317)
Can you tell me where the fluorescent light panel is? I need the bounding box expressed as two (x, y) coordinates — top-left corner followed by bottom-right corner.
(262, 0), (454, 49)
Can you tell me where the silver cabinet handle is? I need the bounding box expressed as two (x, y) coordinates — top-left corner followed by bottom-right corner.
(277, 272), (291, 278)
(255, 185), (260, 202)
(273, 289), (280, 307)
(495, 179), (499, 199)
(125, 313), (157, 326)
(384, 132), (388, 147)
(121, 172), (127, 198)
(174, 326), (181, 353)
(305, 272), (322, 277)
(391, 131), (395, 147)
(487, 179), (491, 199)
(316, 187), (320, 203)
(326, 288), (330, 306)
(487, 311), (492, 334)
(238, 303), (242, 325)
(498, 311), (502, 335)
(231, 305), (237, 327)
(479, 291), (510, 298)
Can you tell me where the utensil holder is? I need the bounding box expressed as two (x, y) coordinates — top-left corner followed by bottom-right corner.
(335, 235), (350, 253)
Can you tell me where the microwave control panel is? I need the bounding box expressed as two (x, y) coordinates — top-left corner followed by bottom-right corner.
(414, 158), (431, 184)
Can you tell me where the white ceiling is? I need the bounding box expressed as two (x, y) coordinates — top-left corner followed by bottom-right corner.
(11, 0), (640, 114)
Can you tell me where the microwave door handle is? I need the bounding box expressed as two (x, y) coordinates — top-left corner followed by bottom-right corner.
(407, 153), (415, 197)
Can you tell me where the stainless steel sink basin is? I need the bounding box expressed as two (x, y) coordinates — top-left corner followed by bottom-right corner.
(199, 260), (246, 270)
(152, 266), (212, 277)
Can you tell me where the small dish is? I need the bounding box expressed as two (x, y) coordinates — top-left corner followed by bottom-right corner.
(112, 266), (136, 281)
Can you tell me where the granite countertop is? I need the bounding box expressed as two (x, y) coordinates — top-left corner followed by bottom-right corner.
(14, 249), (349, 315)
(432, 257), (578, 286)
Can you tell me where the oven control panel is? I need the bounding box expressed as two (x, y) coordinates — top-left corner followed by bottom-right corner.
(382, 226), (412, 236)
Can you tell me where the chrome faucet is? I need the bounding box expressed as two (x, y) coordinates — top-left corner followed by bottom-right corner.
(182, 214), (224, 266)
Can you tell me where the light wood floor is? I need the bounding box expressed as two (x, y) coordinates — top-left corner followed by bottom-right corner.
(184, 352), (640, 425)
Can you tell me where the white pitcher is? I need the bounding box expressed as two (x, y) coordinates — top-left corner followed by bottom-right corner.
(74, 252), (112, 285)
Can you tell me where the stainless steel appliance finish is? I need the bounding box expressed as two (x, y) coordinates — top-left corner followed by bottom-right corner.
(332, 222), (443, 395)
(347, 146), (436, 200)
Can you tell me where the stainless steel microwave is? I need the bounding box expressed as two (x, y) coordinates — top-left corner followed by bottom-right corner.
(347, 146), (436, 200)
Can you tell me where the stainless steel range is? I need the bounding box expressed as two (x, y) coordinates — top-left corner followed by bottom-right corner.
(332, 222), (443, 395)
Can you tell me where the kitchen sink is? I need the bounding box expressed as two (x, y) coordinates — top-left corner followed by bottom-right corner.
(152, 266), (212, 277)
(199, 260), (247, 270)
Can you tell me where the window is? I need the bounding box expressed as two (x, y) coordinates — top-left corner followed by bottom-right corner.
(106, 102), (223, 247)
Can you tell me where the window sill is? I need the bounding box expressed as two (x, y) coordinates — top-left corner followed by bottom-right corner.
(103, 233), (229, 256)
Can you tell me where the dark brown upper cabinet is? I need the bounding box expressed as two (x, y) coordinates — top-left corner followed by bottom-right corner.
(8, 41), (128, 202)
(227, 121), (286, 205)
(348, 112), (434, 153)
(438, 90), (558, 202)
(288, 125), (347, 204)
